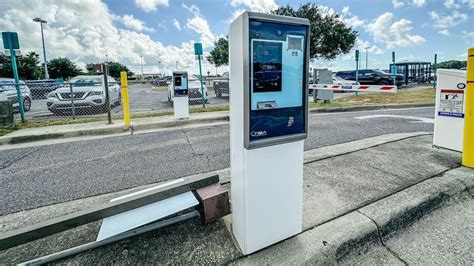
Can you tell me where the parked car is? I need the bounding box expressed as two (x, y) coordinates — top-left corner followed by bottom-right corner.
(152, 76), (172, 86)
(0, 78), (32, 112)
(213, 72), (229, 97)
(168, 80), (208, 105)
(336, 69), (404, 86)
(46, 75), (121, 115)
(26, 79), (61, 99)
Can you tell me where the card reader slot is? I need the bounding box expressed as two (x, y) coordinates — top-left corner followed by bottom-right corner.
(257, 101), (278, 110)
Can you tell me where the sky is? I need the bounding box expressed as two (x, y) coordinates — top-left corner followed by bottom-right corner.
(0, 0), (473, 76)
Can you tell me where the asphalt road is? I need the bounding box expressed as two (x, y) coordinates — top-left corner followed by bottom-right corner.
(25, 83), (228, 119)
(0, 107), (435, 216)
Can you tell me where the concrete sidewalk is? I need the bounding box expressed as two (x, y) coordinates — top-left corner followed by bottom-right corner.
(0, 133), (471, 264)
(0, 111), (229, 145)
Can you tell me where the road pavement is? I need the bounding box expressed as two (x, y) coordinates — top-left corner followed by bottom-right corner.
(0, 107), (435, 216)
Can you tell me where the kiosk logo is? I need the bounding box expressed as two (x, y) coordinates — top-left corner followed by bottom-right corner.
(250, 130), (267, 137)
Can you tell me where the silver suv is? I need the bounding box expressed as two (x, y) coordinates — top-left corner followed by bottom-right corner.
(0, 78), (32, 112)
(47, 75), (121, 115)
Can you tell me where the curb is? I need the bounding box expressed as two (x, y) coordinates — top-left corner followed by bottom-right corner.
(233, 166), (473, 264)
(0, 103), (434, 146)
(310, 102), (434, 113)
(0, 114), (229, 146)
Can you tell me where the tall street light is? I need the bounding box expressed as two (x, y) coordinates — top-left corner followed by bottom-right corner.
(364, 46), (370, 69)
(33, 17), (49, 79)
(140, 55), (144, 76)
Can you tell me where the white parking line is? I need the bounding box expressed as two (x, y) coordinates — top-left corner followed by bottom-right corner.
(355, 114), (434, 123)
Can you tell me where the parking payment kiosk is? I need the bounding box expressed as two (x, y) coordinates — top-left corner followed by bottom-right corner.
(173, 71), (189, 119)
(229, 12), (310, 254)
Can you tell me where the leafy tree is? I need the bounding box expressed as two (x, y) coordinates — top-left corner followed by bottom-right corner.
(86, 62), (134, 79)
(207, 37), (229, 68)
(434, 60), (467, 69)
(107, 62), (134, 79)
(47, 57), (83, 80)
(0, 51), (43, 80)
(272, 3), (358, 60)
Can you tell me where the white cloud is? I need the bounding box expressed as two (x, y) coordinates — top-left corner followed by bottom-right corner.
(392, 0), (405, 8)
(340, 6), (365, 28)
(182, 4), (216, 48)
(173, 19), (181, 31)
(0, 0), (213, 75)
(428, 10), (469, 29)
(444, 0), (474, 8)
(412, 0), (426, 7)
(438, 29), (450, 35)
(230, 0), (278, 12)
(367, 12), (425, 48)
(134, 0), (169, 12)
(120, 14), (154, 32)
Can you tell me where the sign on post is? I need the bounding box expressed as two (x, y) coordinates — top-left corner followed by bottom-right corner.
(194, 42), (205, 108)
(2, 32), (20, 49)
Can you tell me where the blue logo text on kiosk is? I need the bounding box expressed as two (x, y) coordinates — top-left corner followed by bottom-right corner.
(249, 19), (308, 143)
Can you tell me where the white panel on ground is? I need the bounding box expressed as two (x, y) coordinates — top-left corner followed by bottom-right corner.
(96, 191), (198, 241)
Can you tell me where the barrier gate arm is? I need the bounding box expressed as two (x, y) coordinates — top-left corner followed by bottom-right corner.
(0, 174), (219, 251)
(309, 84), (397, 93)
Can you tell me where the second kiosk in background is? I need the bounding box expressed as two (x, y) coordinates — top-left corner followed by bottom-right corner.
(172, 71), (189, 119)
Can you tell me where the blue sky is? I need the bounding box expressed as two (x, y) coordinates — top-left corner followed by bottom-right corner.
(1, 0), (473, 74)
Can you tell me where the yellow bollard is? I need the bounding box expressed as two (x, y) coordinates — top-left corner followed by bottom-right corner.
(462, 47), (474, 168)
(120, 71), (131, 128)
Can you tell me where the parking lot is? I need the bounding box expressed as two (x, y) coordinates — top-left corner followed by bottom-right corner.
(21, 82), (229, 121)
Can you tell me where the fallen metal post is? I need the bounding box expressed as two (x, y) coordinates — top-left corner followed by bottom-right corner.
(0, 174), (219, 251)
(20, 211), (200, 266)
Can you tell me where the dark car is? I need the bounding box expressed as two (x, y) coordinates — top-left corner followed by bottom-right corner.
(336, 69), (404, 86)
(152, 76), (172, 86)
(213, 72), (229, 97)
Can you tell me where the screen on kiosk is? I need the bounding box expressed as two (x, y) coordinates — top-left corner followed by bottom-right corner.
(174, 76), (182, 87)
(252, 42), (282, 93)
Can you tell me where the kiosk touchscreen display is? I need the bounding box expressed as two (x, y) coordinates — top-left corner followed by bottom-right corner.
(247, 19), (308, 145)
(252, 41), (282, 93)
(174, 76), (182, 87)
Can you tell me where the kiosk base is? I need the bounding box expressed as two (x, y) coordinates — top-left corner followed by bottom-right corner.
(174, 97), (189, 119)
(231, 140), (304, 255)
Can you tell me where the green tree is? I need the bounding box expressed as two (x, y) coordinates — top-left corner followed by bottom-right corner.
(272, 3), (358, 60)
(434, 60), (467, 69)
(47, 57), (83, 80)
(107, 62), (134, 79)
(0, 51), (43, 80)
(207, 37), (229, 69)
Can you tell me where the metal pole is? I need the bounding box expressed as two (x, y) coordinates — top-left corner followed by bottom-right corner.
(103, 64), (112, 124)
(40, 22), (49, 79)
(462, 47), (474, 168)
(433, 53), (437, 89)
(355, 50), (359, 96)
(365, 47), (369, 69)
(69, 83), (75, 119)
(392, 51), (396, 86)
(20, 211), (200, 266)
(198, 55), (205, 108)
(140, 55), (143, 77)
(10, 48), (25, 123)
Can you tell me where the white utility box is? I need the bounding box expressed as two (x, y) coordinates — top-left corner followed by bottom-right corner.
(433, 69), (467, 152)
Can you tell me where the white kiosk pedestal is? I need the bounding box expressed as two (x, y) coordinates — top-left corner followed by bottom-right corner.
(231, 141), (303, 254)
(174, 97), (189, 119)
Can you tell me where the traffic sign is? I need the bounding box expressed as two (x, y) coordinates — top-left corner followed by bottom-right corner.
(194, 43), (203, 56)
(2, 32), (20, 49)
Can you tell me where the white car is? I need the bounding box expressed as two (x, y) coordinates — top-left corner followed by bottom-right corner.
(47, 75), (121, 115)
(0, 78), (32, 112)
(168, 80), (208, 105)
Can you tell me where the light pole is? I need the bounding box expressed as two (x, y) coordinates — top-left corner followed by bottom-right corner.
(364, 46), (370, 69)
(158, 60), (162, 77)
(140, 55), (144, 77)
(33, 17), (49, 79)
